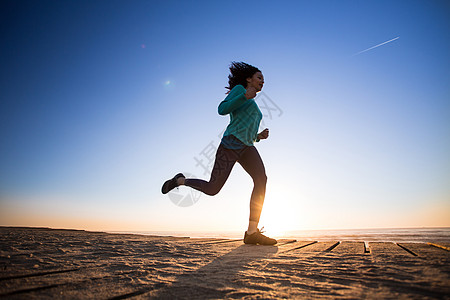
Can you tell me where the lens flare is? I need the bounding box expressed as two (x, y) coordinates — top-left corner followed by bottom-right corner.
(163, 79), (175, 90)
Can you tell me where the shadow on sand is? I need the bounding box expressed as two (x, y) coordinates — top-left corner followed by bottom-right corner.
(149, 244), (278, 299)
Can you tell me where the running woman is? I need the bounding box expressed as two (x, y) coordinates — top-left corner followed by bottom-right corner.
(162, 62), (276, 245)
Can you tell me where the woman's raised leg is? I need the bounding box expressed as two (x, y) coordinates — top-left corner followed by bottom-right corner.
(183, 144), (240, 196)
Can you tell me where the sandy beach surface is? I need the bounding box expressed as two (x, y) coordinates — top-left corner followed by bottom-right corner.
(1, 227), (449, 299)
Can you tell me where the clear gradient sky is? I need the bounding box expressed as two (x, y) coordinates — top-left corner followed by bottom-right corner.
(1, 0), (449, 234)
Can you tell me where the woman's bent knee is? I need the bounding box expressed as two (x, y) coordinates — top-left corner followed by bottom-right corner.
(204, 185), (222, 196)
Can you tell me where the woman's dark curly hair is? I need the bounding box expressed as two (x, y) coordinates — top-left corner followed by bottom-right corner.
(225, 61), (261, 92)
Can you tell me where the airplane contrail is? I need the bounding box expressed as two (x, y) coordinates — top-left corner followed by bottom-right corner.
(353, 36), (400, 56)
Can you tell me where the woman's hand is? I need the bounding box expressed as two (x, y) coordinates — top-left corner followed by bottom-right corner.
(257, 128), (269, 140)
(245, 86), (257, 99)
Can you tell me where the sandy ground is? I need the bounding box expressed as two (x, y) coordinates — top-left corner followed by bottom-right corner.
(0, 227), (449, 299)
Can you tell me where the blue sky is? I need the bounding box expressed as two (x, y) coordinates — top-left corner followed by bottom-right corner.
(1, 0), (449, 233)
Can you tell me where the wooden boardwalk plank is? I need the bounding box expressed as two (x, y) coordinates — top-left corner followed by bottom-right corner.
(331, 241), (365, 255)
(400, 243), (450, 261)
(278, 241), (317, 253)
(368, 242), (416, 257)
(283, 241), (338, 254)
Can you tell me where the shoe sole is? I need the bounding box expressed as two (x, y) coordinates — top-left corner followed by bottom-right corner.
(161, 179), (172, 194)
(161, 173), (185, 194)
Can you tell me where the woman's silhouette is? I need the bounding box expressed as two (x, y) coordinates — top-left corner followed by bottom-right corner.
(162, 62), (276, 245)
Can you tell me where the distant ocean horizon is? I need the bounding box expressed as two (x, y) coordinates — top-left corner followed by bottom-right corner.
(109, 227), (450, 243)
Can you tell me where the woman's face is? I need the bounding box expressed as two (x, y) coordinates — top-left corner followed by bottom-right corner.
(246, 71), (264, 92)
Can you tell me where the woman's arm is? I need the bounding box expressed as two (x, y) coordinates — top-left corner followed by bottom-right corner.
(218, 85), (248, 115)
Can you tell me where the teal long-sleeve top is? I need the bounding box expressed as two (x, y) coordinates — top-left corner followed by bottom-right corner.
(218, 85), (263, 147)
